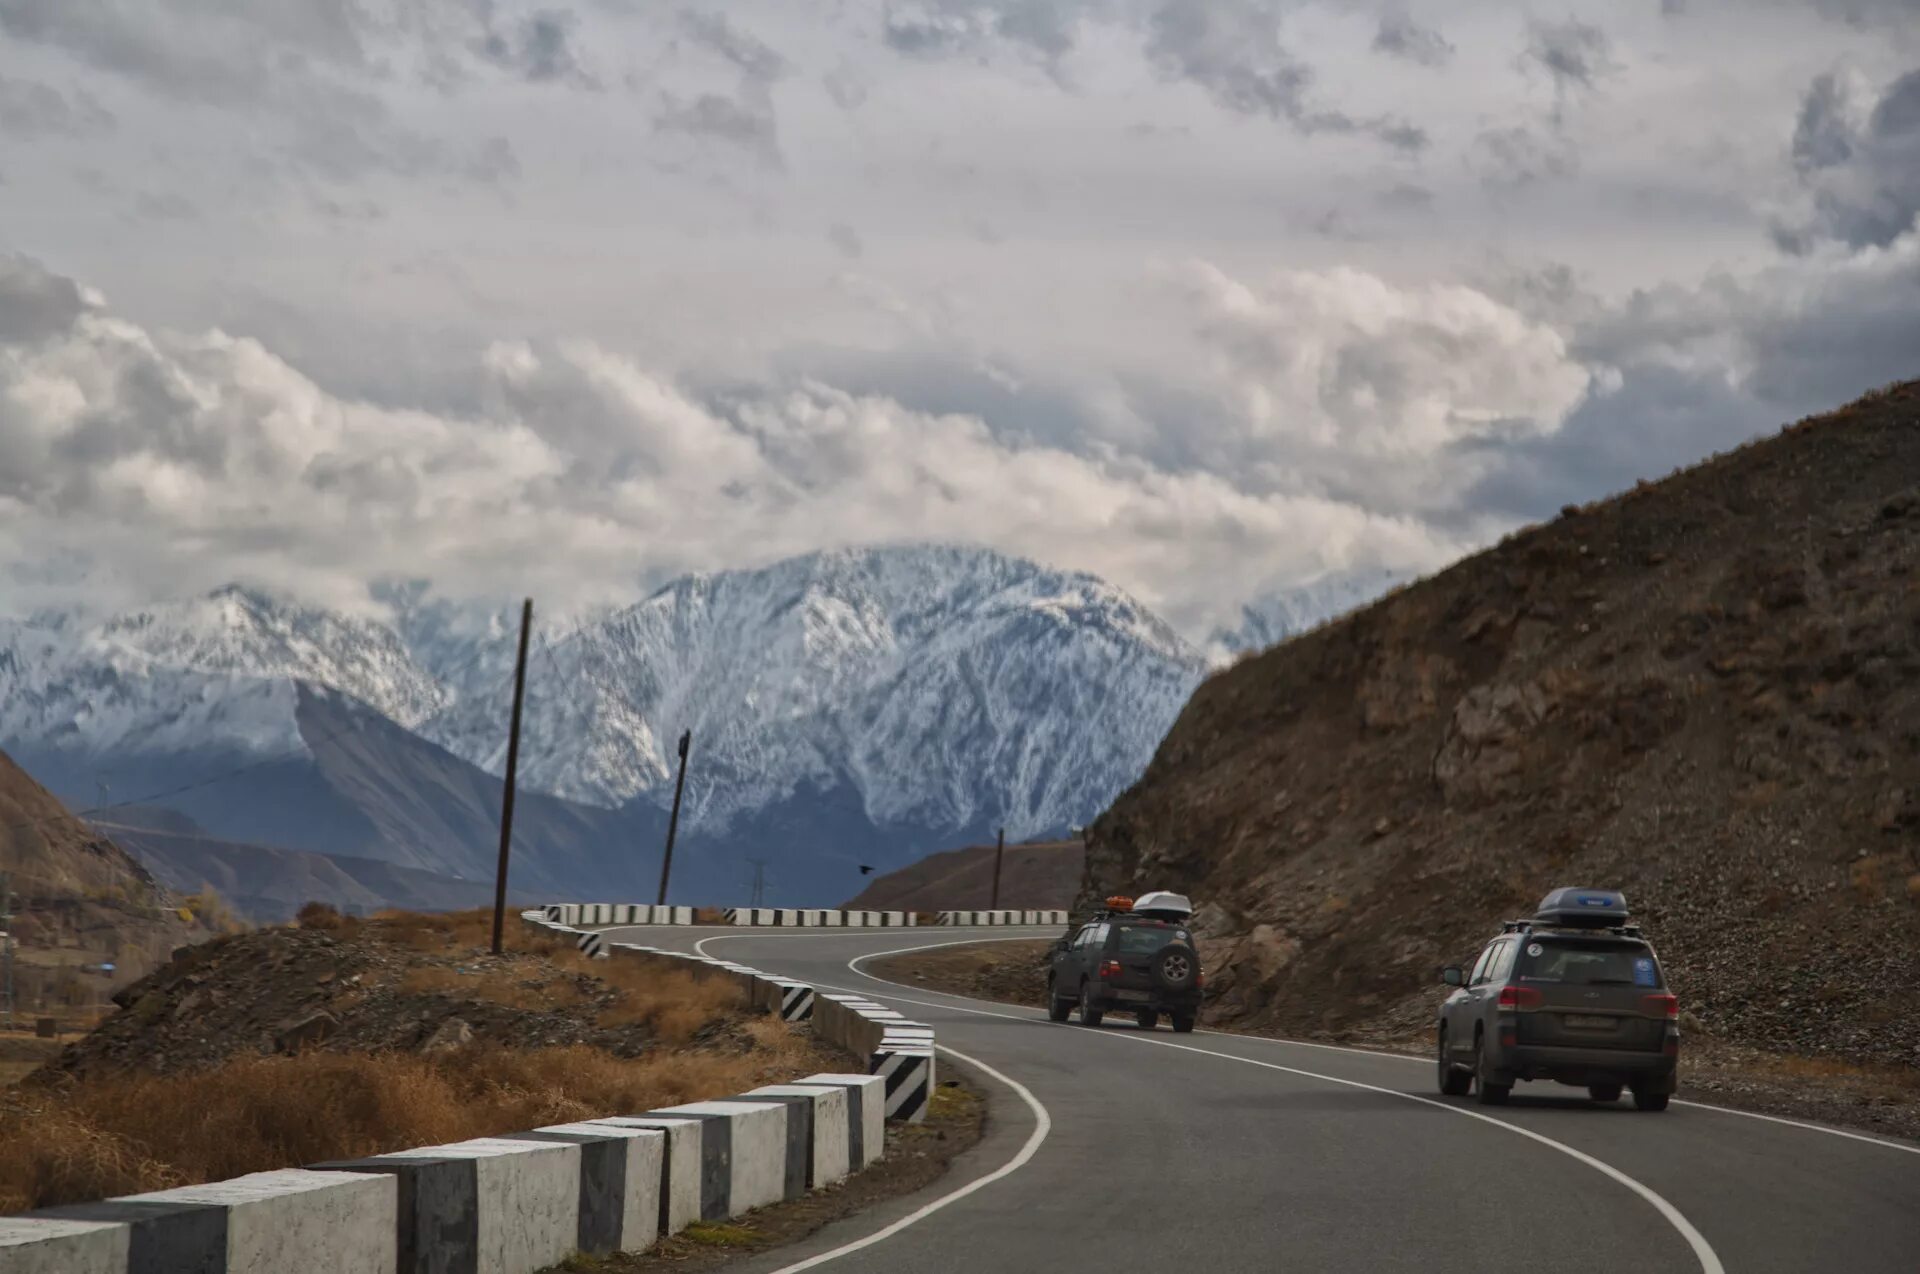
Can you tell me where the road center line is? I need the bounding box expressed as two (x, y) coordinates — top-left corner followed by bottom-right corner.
(677, 928), (1920, 1159)
(691, 931), (1724, 1273)
(813, 937), (1724, 1274)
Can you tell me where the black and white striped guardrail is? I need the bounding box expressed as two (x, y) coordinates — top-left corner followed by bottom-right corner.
(541, 903), (1071, 928)
(0, 910), (917, 1274)
(2, 1074), (889, 1274)
(527, 911), (939, 1129)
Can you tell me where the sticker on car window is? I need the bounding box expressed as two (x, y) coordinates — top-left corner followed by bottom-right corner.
(1633, 956), (1657, 987)
(1526, 942), (1543, 957)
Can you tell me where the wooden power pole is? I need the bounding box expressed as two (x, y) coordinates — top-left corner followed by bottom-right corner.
(655, 729), (692, 906)
(990, 826), (1005, 910)
(490, 598), (533, 956)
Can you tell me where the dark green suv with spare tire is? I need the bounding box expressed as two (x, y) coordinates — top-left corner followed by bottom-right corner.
(1046, 906), (1203, 1033)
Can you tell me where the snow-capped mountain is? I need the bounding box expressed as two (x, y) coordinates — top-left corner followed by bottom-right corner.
(0, 585), (447, 757)
(0, 545), (1214, 905)
(420, 546), (1209, 843)
(1206, 567), (1410, 661)
(0, 588), (651, 902)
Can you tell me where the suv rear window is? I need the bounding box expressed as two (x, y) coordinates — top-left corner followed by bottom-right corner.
(1113, 924), (1189, 955)
(1516, 939), (1663, 988)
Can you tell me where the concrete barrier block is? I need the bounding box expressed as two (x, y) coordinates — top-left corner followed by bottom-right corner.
(779, 984), (815, 1021)
(364, 1138), (578, 1274)
(648, 1101), (787, 1218)
(308, 1150), (484, 1274)
(49, 1169), (399, 1274)
(791, 1074), (886, 1168)
(497, 1123), (664, 1256)
(721, 1099), (810, 1201)
(872, 1050), (935, 1123)
(0, 1217), (128, 1274)
(588, 1117), (701, 1237)
(843, 911), (865, 927)
(822, 910), (842, 926)
(743, 1085), (851, 1189)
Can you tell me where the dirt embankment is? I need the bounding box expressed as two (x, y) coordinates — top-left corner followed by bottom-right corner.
(1083, 382), (1920, 1073)
(841, 839), (1084, 912)
(1, 907), (843, 1212)
(0, 747), (205, 1019)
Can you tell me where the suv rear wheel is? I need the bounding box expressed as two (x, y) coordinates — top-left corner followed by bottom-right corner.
(1473, 1033), (1511, 1106)
(1437, 1028), (1472, 1096)
(1170, 1012), (1196, 1033)
(1631, 1087), (1670, 1112)
(1078, 981), (1104, 1027)
(1046, 979), (1073, 1022)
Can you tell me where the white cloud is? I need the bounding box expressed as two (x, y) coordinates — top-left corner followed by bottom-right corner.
(1168, 259), (1593, 511)
(1, 1), (1916, 639)
(0, 256), (1467, 636)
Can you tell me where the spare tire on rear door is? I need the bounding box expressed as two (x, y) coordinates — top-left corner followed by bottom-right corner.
(1153, 941), (1198, 993)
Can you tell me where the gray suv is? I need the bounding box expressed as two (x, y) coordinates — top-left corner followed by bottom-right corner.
(1047, 910), (1202, 1032)
(1437, 889), (1679, 1111)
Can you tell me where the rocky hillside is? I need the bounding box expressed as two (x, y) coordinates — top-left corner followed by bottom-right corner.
(0, 748), (198, 1007)
(1084, 381), (1920, 1069)
(841, 837), (1084, 912)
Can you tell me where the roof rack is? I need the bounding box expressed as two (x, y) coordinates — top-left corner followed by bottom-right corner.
(1503, 918), (1642, 938)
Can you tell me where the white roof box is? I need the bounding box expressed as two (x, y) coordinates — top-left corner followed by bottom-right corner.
(1131, 890), (1192, 919)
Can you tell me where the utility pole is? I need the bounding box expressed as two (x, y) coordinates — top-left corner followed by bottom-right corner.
(1, 870), (13, 1030)
(746, 858), (769, 908)
(655, 729), (692, 906)
(490, 598), (533, 956)
(989, 827), (1005, 910)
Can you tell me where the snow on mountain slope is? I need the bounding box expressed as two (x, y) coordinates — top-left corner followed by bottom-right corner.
(419, 545), (1208, 840)
(0, 585), (445, 763)
(1206, 567), (1409, 661)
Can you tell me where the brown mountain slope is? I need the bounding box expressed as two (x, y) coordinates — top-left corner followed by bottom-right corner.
(0, 749), (197, 1011)
(841, 839), (1083, 912)
(1083, 380), (1920, 1068)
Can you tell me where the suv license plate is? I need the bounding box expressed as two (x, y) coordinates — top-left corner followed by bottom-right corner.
(1564, 1014), (1614, 1029)
(1112, 989), (1149, 1002)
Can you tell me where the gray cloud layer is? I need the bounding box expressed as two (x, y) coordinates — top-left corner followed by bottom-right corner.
(3, 1), (1917, 635)
(1780, 65), (1920, 251)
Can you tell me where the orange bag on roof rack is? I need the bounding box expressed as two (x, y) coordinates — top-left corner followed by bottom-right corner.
(1105, 895), (1135, 912)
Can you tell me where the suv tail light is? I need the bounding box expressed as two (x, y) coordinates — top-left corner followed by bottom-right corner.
(1099, 960), (1122, 980)
(1496, 986), (1543, 1010)
(1641, 993), (1679, 1020)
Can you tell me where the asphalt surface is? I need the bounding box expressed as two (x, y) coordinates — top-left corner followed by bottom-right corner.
(605, 924), (1920, 1274)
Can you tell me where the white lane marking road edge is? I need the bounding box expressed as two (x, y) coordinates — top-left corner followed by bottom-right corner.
(722, 929), (1920, 1161)
(759, 1043), (1052, 1274)
(804, 938), (1728, 1274)
(691, 930), (1920, 1158)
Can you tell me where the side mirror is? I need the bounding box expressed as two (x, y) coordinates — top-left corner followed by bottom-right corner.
(1440, 965), (1464, 987)
(1054, 938), (1072, 953)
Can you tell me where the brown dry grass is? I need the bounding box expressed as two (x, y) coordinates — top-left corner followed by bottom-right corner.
(396, 965), (592, 1013)
(0, 1027), (825, 1213)
(393, 947), (747, 1045)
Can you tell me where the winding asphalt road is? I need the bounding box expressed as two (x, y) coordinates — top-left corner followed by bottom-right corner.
(604, 924), (1920, 1273)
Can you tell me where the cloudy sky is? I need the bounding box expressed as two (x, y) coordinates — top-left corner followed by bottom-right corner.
(1, 0), (1916, 637)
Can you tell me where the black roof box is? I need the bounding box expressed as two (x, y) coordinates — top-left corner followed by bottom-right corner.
(1534, 887), (1630, 929)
